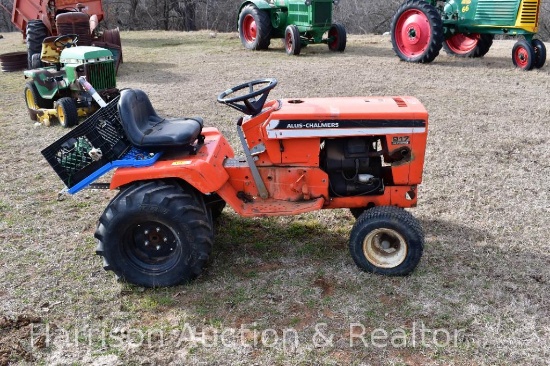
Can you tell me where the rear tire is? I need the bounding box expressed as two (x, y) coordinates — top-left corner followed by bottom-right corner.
(24, 81), (52, 121)
(328, 23), (346, 52)
(285, 25), (301, 56)
(55, 97), (78, 128)
(532, 39), (546, 69)
(238, 4), (272, 50)
(512, 40), (535, 71)
(390, 0), (443, 63)
(349, 206), (424, 276)
(95, 181), (214, 287)
(443, 33), (493, 58)
(26, 20), (48, 69)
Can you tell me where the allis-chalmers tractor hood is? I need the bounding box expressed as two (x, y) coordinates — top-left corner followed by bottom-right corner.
(60, 46), (114, 64)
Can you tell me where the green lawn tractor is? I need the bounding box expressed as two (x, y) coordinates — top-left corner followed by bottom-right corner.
(238, 0), (346, 55)
(390, 0), (546, 70)
(24, 34), (118, 127)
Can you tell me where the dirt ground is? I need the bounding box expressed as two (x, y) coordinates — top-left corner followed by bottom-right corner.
(0, 30), (549, 365)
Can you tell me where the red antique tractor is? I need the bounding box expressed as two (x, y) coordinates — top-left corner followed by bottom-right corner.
(43, 79), (429, 287)
(8, 0), (122, 69)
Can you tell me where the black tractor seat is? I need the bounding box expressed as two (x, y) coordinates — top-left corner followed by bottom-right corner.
(118, 89), (203, 149)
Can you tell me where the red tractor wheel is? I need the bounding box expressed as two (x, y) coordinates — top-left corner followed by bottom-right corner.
(390, 0), (443, 63)
(532, 39), (546, 69)
(512, 40), (535, 71)
(328, 23), (346, 52)
(443, 33), (493, 58)
(238, 4), (272, 50)
(285, 25), (301, 56)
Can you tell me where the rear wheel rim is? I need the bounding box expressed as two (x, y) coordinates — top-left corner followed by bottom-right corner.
(446, 33), (479, 54)
(243, 14), (257, 43)
(394, 9), (432, 58)
(25, 88), (38, 109)
(363, 228), (408, 268)
(124, 221), (181, 273)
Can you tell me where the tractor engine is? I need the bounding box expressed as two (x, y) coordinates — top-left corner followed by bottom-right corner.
(321, 137), (384, 197)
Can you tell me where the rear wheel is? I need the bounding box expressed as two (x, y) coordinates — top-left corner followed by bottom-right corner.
(55, 97), (78, 128)
(285, 25), (301, 56)
(349, 206), (424, 276)
(24, 81), (52, 121)
(512, 40), (535, 71)
(390, 0), (443, 63)
(443, 33), (493, 58)
(532, 39), (546, 69)
(26, 20), (48, 69)
(328, 23), (346, 52)
(238, 5), (272, 50)
(95, 181), (213, 287)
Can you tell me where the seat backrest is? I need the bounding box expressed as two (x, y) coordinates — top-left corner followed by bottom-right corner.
(118, 89), (159, 145)
(41, 36), (62, 64)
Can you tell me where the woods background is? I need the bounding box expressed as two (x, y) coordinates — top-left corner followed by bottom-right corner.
(1, 0), (549, 39)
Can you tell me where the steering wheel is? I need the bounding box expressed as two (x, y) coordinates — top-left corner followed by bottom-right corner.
(217, 78), (278, 116)
(54, 34), (79, 48)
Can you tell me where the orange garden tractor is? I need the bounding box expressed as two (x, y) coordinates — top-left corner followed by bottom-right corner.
(390, 0), (547, 70)
(42, 79), (428, 287)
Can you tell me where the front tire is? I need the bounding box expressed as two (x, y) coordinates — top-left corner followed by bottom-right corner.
(238, 5), (272, 50)
(532, 39), (546, 69)
(512, 40), (535, 71)
(390, 0), (443, 63)
(443, 33), (493, 58)
(55, 97), (78, 128)
(349, 206), (424, 276)
(95, 181), (214, 287)
(328, 23), (346, 52)
(285, 25), (301, 56)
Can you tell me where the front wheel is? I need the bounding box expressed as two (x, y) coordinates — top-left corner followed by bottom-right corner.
(390, 0), (443, 63)
(512, 40), (535, 71)
(532, 39), (546, 69)
(328, 23), (346, 52)
(95, 181), (213, 287)
(55, 97), (78, 128)
(349, 206), (424, 276)
(285, 25), (301, 56)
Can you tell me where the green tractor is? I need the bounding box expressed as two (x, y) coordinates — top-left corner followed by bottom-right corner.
(390, 0), (546, 70)
(238, 0), (346, 55)
(24, 34), (118, 127)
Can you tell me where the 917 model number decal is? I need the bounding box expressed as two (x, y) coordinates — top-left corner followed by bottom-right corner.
(392, 136), (410, 145)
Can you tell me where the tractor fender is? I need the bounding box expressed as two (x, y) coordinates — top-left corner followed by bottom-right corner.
(23, 68), (65, 100)
(238, 0), (278, 15)
(110, 127), (234, 195)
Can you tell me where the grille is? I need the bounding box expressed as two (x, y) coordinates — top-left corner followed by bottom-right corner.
(313, 2), (332, 26)
(393, 97), (407, 107)
(85, 61), (117, 91)
(57, 21), (93, 46)
(519, 1), (539, 24)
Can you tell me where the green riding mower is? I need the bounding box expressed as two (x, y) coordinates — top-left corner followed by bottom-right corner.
(24, 34), (118, 127)
(390, 0), (546, 70)
(238, 0), (347, 55)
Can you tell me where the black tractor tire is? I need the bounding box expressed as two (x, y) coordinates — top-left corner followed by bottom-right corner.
(24, 81), (52, 121)
(442, 33), (493, 58)
(349, 206), (424, 276)
(54, 97), (78, 128)
(328, 23), (346, 52)
(238, 4), (272, 50)
(390, 0), (443, 63)
(532, 39), (546, 69)
(95, 181), (214, 287)
(512, 39), (535, 71)
(284, 25), (301, 56)
(30, 53), (43, 69)
(26, 20), (48, 69)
